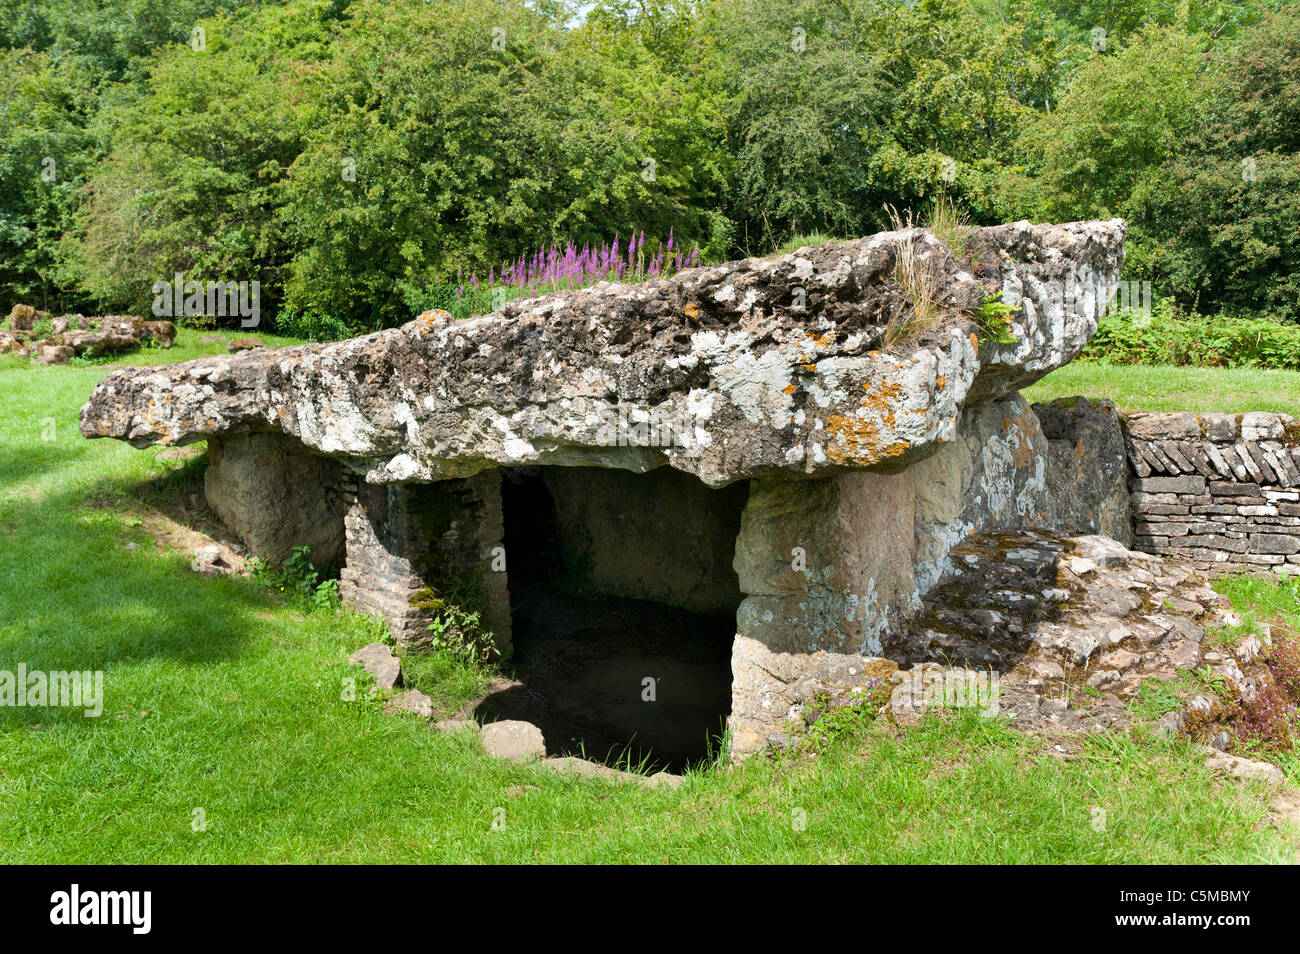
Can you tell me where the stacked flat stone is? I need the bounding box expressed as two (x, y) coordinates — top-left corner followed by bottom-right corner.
(1123, 411), (1300, 574)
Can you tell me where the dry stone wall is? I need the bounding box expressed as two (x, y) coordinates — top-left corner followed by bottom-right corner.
(1123, 411), (1300, 575)
(340, 472), (512, 653)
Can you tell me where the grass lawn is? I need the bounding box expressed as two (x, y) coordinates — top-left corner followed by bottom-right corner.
(0, 331), (1297, 863)
(1024, 361), (1300, 414)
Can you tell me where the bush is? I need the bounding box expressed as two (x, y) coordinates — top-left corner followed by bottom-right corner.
(1082, 303), (1300, 370)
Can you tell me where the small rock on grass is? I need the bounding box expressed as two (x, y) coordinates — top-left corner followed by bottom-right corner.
(1203, 749), (1285, 787)
(347, 642), (402, 689)
(481, 720), (546, 761)
(384, 689), (434, 718)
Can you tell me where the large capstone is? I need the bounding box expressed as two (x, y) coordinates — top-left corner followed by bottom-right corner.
(80, 220), (1125, 487)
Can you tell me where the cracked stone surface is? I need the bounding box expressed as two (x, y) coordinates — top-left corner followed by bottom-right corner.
(79, 220), (1125, 488)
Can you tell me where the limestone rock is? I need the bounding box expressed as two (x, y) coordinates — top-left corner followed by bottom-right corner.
(1033, 396), (1131, 545)
(80, 221), (1126, 488)
(850, 529), (1245, 740)
(347, 642), (402, 689)
(227, 337), (264, 353)
(62, 317), (176, 357)
(481, 719), (546, 760)
(728, 635), (897, 758)
(384, 689), (435, 718)
(1204, 750), (1285, 786)
(34, 345), (74, 366)
(189, 544), (238, 575)
(8, 303), (41, 331)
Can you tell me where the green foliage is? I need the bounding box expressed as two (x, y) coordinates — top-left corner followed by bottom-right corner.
(411, 563), (499, 663)
(0, 0), (284, 81)
(277, 0), (728, 333)
(693, 0), (1060, 251)
(1135, 11), (1300, 319)
(2, 0), (1298, 340)
(1016, 24), (1205, 221)
(974, 291), (1019, 344)
(248, 545), (339, 611)
(1083, 301), (1300, 369)
(797, 681), (895, 753)
(71, 3), (333, 318)
(0, 49), (99, 312)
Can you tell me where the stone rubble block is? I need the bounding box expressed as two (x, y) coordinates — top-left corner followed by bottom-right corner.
(347, 642), (402, 689)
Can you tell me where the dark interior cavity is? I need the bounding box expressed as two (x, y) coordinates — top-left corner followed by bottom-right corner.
(478, 465), (747, 773)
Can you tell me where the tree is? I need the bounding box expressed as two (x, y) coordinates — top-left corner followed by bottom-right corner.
(1138, 11), (1300, 318)
(1014, 24), (1205, 221)
(71, 2), (333, 317)
(0, 49), (98, 311)
(278, 0), (729, 334)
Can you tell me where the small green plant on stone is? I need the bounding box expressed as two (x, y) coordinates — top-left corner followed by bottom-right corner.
(424, 600), (496, 663)
(797, 680), (895, 754)
(973, 292), (1018, 344)
(411, 564), (499, 663)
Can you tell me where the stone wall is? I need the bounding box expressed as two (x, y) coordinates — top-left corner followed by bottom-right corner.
(339, 472), (512, 654)
(539, 466), (747, 616)
(204, 432), (350, 569)
(1123, 411), (1300, 575)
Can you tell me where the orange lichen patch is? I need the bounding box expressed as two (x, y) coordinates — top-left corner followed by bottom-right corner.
(936, 374), (945, 391)
(1000, 405), (1039, 468)
(859, 380), (905, 408)
(969, 332), (979, 349)
(783, 383), (797, 395)
(684, 303), (700, 320)
(861, 658), (899, 679)
(805, 330), (834, 347)
(824, 413), (910, 465)
(803, 362), (817, 372)
(413, 309), (452, 334)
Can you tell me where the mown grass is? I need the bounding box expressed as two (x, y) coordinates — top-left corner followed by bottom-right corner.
(0, 339), (1296, 862)
(1025, 361), (1300, 414)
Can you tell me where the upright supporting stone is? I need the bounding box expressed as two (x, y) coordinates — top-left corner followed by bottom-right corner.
(204, 432), (347, 568)
(734, 470), (917, 659)
(340, 473), (512, 657)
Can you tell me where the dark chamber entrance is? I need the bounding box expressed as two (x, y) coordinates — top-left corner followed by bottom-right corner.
(477, 466), (746, 773)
